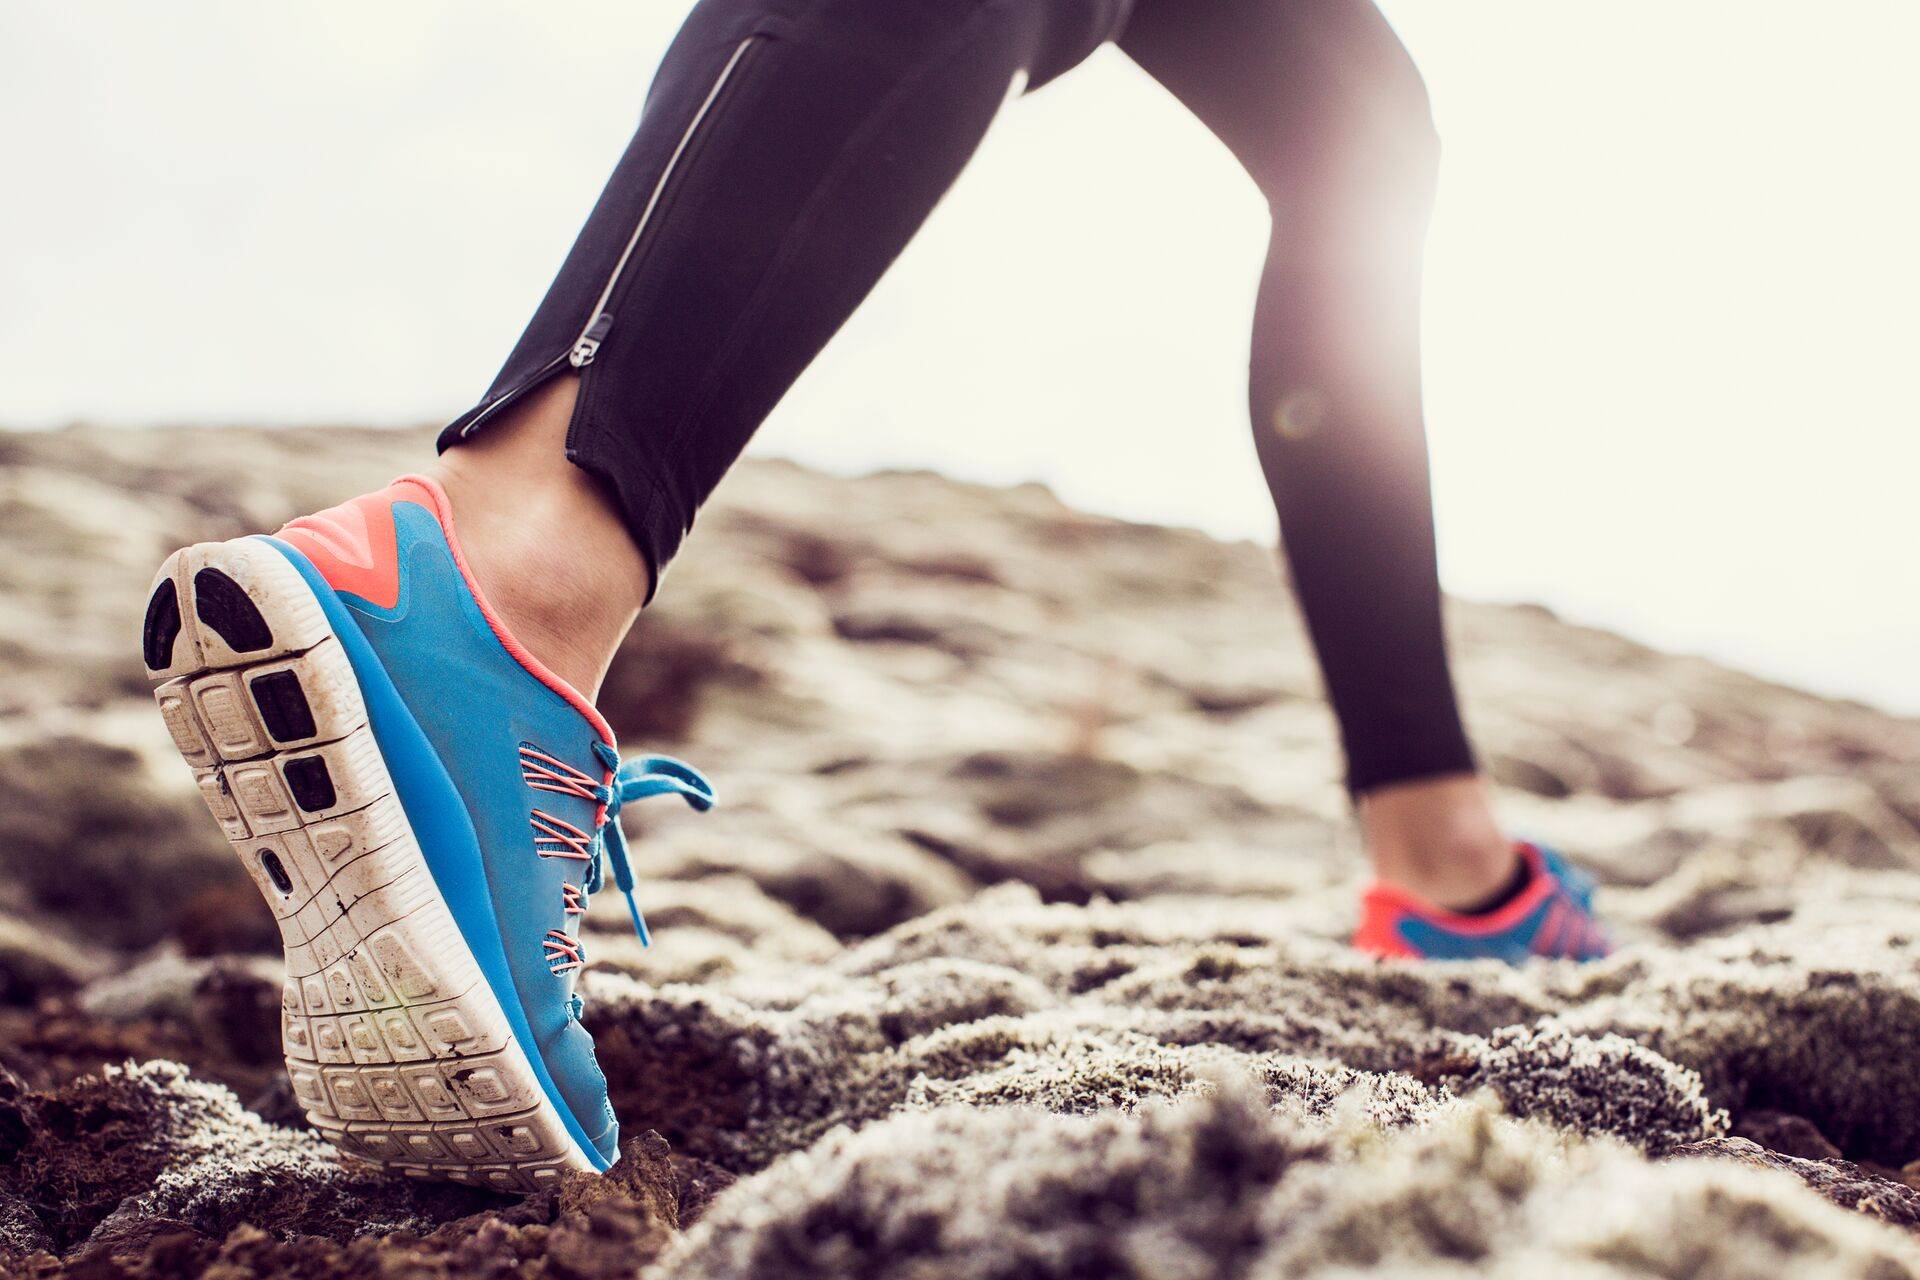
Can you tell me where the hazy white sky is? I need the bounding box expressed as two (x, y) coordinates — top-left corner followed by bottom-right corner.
(2, 2), (1916, 712)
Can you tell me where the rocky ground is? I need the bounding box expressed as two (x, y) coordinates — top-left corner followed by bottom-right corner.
(3, 423), (1920, 1278)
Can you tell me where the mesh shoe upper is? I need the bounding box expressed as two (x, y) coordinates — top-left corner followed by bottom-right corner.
(1353, 842), (1611, 964)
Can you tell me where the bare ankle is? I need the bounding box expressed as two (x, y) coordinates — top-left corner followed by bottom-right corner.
(1358, 772), (1518, 911)
(424, 376), (651, 698)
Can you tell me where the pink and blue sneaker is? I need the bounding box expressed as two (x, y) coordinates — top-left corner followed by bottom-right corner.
(142, 475), (712, 1191)
(1352, 842), (1612, 963)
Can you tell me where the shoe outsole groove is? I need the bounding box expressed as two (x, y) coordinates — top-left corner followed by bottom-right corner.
(251, 669), (319, 742)
(284, 754), (338, 812)
(144, 538), (599, 1192)
(143, 578), (181, 672)
(192, 568), (275, 653)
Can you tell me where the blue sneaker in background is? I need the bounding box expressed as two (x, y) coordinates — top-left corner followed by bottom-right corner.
(1352, 842), (1612, 963)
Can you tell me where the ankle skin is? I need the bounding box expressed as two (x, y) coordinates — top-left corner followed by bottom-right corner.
(1358, 772), (1520, 911)
(425, 375), (651, 698)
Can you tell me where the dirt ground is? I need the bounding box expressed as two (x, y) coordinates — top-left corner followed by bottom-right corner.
(4, 424), (1920, 1278)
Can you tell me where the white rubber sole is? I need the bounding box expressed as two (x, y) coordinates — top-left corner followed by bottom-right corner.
(144, 537), (601, 1192)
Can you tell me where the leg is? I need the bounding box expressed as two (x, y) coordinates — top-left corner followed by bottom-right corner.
(431, 0), (1128, 696)
(1118, 0), (1514, 908)
(143, 1), (1135, 1186)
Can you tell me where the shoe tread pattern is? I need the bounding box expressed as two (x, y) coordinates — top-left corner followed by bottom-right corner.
(145, 538), (597, 1193)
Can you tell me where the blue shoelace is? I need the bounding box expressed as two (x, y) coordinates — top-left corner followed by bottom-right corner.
(585, 741), (714, 947)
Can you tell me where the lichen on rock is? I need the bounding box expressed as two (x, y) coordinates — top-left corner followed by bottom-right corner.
(4, 426), (1920, 1277)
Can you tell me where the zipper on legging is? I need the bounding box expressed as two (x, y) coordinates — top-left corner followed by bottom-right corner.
(455, 349), (574, 439)
(459, 35), (763, 440)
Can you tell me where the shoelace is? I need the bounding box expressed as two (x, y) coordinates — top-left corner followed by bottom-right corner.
(585, 741), (715, 947)
(1533, 849), (1610, 958)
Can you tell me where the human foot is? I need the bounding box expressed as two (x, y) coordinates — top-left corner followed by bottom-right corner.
(1352, 841), (1612, 962)
(142, 475), (712, 1190)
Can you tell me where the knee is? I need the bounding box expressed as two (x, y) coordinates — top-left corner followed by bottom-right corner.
(1380, 71), (1441, 186)
(684, 0), (1011, 48)
(811, 0), (1023, 46)
(867, 0), (1097, 81)
(1370, 66), (1441, 196)
(701, 0), (1100, 82)
(1249, 43), (1441, 214)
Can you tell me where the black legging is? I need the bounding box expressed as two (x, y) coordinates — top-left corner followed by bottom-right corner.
(437, 0), (1474, 794)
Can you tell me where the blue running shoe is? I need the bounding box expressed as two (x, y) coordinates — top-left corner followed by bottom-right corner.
(142, 475), (712, 1191)
(1352, 842), (1612, 963)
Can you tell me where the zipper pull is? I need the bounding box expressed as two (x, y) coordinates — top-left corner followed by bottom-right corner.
(570, 313), (614, 368)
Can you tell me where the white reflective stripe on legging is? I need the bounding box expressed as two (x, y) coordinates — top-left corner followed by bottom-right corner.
(568, 35), (764, 369)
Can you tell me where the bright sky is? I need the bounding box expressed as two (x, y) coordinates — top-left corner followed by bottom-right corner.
(2, 2), (1915, 712)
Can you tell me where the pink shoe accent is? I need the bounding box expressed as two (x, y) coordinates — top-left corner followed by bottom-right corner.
(531, 808), (596, 862)
(543, 929), (583, 974)
(521, 745), (601, 800)
(278, 486), (405, 610)
(1350, 909), (1420, 959)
